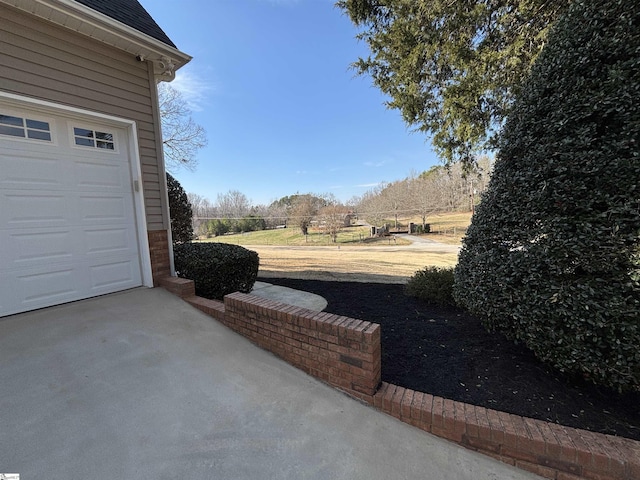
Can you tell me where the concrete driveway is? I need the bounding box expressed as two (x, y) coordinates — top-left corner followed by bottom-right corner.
(0, 287), (541, 479)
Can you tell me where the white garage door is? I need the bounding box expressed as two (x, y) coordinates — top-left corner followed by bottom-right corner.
(0, 102), (143, 317)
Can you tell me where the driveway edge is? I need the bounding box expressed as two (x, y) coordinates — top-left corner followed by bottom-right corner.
(160, 277), (640, 480)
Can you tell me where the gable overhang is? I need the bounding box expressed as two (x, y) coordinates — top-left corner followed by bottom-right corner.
(2, 0), (191, 82)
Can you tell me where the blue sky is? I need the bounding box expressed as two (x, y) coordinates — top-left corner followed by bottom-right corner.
(143, 0), (441, 206)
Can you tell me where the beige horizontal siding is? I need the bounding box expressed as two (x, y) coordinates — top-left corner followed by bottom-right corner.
(138, 136), (159, 151)
(0, 3), (168, 231)
(2, 6), (149, 88)
(3, 25), (151, 95)
(142, 172), (161, 186)
(142, 163), (162, 175)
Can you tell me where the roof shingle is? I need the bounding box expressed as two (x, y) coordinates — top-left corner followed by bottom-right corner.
(73, 0), (177, 48)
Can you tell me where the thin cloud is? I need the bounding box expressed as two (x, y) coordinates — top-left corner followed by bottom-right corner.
(170, 69), (215, 112)
(356, 182), (382, 188)
(363, 160), (387, 168)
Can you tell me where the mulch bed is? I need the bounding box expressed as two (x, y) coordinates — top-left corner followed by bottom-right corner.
(261, 277), (640, 441)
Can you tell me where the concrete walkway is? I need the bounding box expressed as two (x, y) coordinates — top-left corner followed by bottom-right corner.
(0, 288), (542, 480)
(251, 281), (327, 311)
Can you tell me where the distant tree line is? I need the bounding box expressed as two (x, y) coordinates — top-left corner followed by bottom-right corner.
(185, 158), (492, 240)
(354, 157), (493, 230)
(187, 190), (272, 237)
(187, 190), (350, 242)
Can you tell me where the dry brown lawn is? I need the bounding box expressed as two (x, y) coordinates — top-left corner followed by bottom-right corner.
(255, 242), (460, 284)
(208, 211), (470, 283)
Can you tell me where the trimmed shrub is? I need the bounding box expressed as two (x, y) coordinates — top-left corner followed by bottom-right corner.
(405, 267), (455, 306)
(173, 242), (259, 300)
(454, 0), (640, 392)
(166, 173), (193, 243)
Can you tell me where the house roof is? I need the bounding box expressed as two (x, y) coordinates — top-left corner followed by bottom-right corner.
(73, 0), (177, 48)
(2, 0), (191, 80)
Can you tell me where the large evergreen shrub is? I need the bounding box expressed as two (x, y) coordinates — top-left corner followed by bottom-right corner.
(454, 0), (640, 392)
(166, 173), (193, 243)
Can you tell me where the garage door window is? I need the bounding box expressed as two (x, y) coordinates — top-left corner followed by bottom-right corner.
(0, 114), (51, 141)
(73, 127), (115, 150)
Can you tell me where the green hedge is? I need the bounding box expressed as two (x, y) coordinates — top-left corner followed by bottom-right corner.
(405, 266), (455, 306)
(173, 242), (259, 300)
(453, 0), (640, 392)
(166, 173), (193, 243)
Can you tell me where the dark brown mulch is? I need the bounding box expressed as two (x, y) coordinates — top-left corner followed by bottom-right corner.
(261, 277), (640, 441)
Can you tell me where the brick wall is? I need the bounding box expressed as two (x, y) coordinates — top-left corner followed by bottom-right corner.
(221, 292), (381, 399)
(159, 276), (195, 298)
(162, 281), (640, 480)
(373, 383), (640, 480)
(147, 230), (171, 285)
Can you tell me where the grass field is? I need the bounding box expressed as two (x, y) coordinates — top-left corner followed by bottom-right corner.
(418, 211), (473, 245)
(198, 212), (471, 282)
(201, 225), (413, 246)
(202, 212), (472, 246)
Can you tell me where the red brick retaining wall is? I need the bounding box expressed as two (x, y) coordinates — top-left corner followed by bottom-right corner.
(373, 382), (640, 480)
(159, 276), (195, 298)
(221, 292), (381, 399)
(159, 277), (640, 480)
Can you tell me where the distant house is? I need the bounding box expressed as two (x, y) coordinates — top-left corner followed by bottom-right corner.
(0, 0), (191, 316)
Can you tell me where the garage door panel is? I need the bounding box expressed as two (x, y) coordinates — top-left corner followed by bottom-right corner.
(2, 191), (71, 227)
(84, 227), (137, 256)
(3, 254), (141, 315)
(0, 151), (65, 189)
(1, 146), (128, 192)
(89, 259), (139, 291)
(78, 194), (133, 224)
(5, 229), (75, 265)
(0, 101), (145, 317)
(16, 266), (81, 306)
(3, 226), (135, 268)
(2, 191), (135, 227)
(74, 160), (127, 190)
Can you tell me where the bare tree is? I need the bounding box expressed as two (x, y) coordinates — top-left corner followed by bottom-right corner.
(158, 83), (207, 172)
(256, 202), (287, 229)
(356, 160), (494, 234)
(187, 192), (205, 235)
(357, 184), (388, 227)
(318, 194), (348, 243)
(383, 180), (410, 229)
(406, 173), (438, 231)
(289, 194), (324, 235)
(420, 164), (474, 212)
(215, 190), (251, 219)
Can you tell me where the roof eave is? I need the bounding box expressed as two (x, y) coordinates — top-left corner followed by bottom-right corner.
(2, 0), (192, 82)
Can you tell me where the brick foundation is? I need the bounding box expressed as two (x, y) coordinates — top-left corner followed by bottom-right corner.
(147, 230), (171, 285)
(162, 282), (640, 480)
